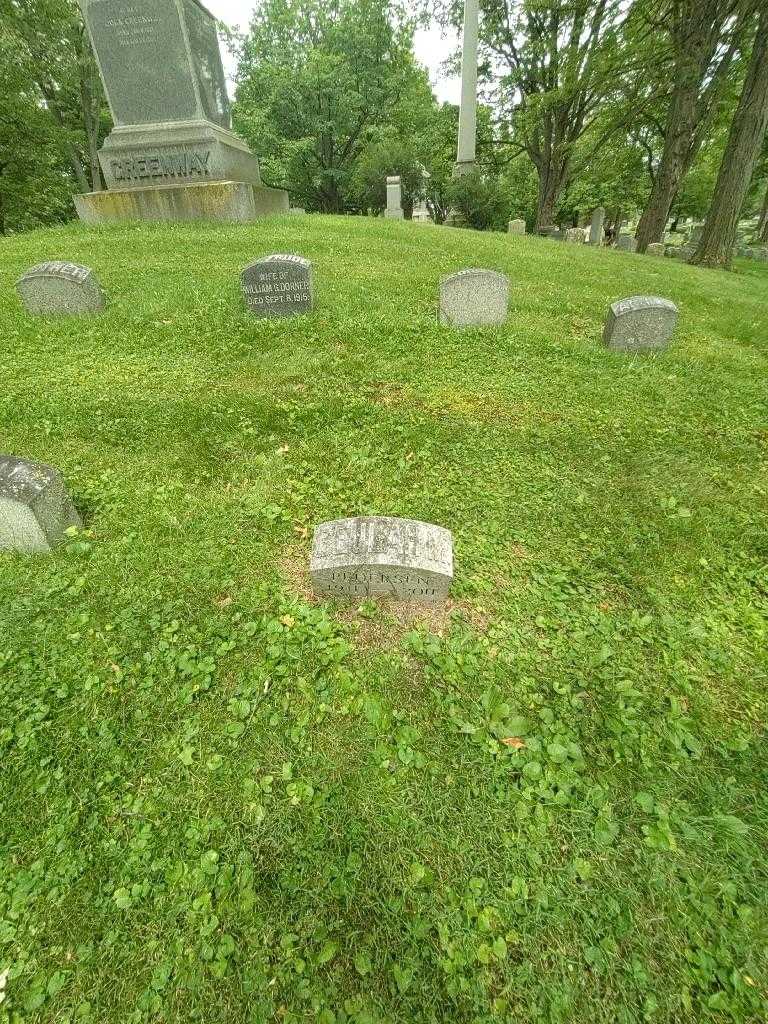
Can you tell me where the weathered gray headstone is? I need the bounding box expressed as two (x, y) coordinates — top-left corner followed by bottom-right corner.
(508, 219), (526, 235)
(75, 0), (288, 222)
(565, 227), (585, 244)
(0, 457), (82, 553)
(311, 517), (453, 602)
(616, 235), (637, 252)
(439, 269), (509, 328)
(16, 262), (105, 316)
(589, 207), (605, 245)
(241, 254), (313, 318)
(690, 224), (704, 244)
(646, 242), (665, 257)
(385, 176), (404, 219)
(603, 295), (679, 352)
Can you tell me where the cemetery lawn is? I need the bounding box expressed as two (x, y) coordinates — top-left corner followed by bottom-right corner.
(1, 215), (768, 1024)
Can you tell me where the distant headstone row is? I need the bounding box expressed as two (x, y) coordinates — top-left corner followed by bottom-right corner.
(12, 259), (678, 348)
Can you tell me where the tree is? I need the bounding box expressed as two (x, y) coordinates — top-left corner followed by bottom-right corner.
(0, 13), (77, 231)
(233, 0), (430, 213)
(351, 139), (426, 216)
(691, 7), (768, 268)
(4, 0), (109, 195)
(633, 0), (746, 252)
(478, 0), (635, 229)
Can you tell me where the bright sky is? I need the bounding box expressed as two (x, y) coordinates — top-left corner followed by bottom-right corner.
(204, 0), (461, 104)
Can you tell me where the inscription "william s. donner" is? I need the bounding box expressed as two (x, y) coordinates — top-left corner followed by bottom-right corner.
(110, 151), (212, 182)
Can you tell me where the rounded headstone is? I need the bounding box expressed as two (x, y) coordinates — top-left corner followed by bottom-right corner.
(310, 517), (454, 603)
(16, 262), (105, 316)
(241, 254), (314, 318)
(603, 295), (679, 352)
(0, 456), (82, 553)
(615, 235), (637, 252)
(508, 219), (526, 235)
(439, 269), (510, 328)
(646, 242), (665, 257)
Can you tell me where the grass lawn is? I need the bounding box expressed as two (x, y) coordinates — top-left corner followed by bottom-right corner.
(0, 215), (766, 1024)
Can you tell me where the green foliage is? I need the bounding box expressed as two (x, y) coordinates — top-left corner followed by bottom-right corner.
(350, 139), (425, 217)
(446, 170), (511, 230)
(233, 0), (431, 213)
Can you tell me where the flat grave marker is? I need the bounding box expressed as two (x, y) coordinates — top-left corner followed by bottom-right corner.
(241, 254), (313, 318)
(311, 517), (453, 603)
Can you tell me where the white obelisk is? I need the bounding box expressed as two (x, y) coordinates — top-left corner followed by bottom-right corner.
(455, 0), (479, 175)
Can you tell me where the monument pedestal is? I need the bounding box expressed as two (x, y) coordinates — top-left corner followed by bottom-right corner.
(74, 180), (289, 225)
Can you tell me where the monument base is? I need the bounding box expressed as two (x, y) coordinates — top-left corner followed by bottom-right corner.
(74, 181), (290, 225)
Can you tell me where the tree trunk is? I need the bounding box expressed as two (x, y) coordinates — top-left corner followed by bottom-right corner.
(691, 11), (768, 270)
(535, 161), (565, 229)
(635, 70), (700, 251)
(80, 71), (104, 192)
(758, 179), (768, 242)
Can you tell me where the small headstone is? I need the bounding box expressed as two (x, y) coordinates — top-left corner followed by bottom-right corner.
(241, 254), (313, 318)
(288, 207), (306, 215)
(646, 242), (665, 257)
(16, 262), (105, 316)
(565, 227), (585, 244)
(690, 224), (704, 244)
(589, 207), (605, 245)
(508, 219), (526, 235)
(439, 269), (510, 327)
(311, 517), (453, 602)
(385, 176), (404, 219)
(603, 295), (679, 352)
(0, 456), (81, 553)
(616, 235), (637, 252)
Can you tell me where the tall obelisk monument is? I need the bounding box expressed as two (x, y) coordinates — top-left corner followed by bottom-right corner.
(455, 0), (479, 175)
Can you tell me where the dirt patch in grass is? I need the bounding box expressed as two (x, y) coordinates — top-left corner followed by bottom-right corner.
(278, 546), (493, 648)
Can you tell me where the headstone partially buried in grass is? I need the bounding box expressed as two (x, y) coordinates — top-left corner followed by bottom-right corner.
(16, 261), (105, 315)
(603, 295), (679, 352)
(0, 456), (82, 553)
(310, 516), (454, 603)
(241, 254), (313, 318)
(439, 269), (509, 328)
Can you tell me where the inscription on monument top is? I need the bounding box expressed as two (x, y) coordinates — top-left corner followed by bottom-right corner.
(87, 0), (199, 125)
(311, 517), (454, 603)
(241, 255), (313, 318)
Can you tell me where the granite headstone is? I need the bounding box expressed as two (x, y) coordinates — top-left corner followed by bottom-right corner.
(439, 269), (509, 327)
(646, 242), (665, 257)
(603, 295), (679, 352)
(311, 517), (453, 602)
(241, 254), (313, 318)
(589, 207), (605, 245)
(385, 176), (404, 219)
(0, 457), (82, 553)
(16, 262), (105, 315)
(616, 235), (637, 252)
(508, 219), (526, 235)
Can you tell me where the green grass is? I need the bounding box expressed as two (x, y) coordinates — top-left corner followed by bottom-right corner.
(0, 215), (766, 1024)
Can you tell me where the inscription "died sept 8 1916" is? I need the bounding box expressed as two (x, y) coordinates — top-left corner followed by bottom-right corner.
(241, 255), (314, 319)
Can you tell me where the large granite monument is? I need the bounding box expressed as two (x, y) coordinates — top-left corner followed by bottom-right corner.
(75, 0), (288, 223)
